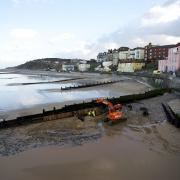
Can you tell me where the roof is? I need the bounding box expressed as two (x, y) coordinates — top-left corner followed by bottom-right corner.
(150, 44), (176, 49)
(118, 47), (130, 51)
(133, 47), (145, 50)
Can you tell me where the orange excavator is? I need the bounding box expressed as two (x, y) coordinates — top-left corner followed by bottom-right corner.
(96, 98), (126, 124)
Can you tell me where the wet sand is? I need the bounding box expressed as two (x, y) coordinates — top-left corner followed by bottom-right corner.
(1, 74), (151, 121)
(0, 123), (180, 180)
(0, 93), (180, 180)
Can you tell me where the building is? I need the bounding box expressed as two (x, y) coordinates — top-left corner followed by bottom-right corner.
(119, 47), (130, 60)
(134, 47), (145, 60)
(62, 64), (75, 72)
(158, 43), (180, 73)
(97, 52), (107, 62)
(78, 63), (90, 72)
(107, 49), (113, 61)
(112, 49), (119, 66)
(144, 43), (175, 61)
(129, 49), (135, 59)
(117, 62), (145, 72)
(118, 47), (144, 61)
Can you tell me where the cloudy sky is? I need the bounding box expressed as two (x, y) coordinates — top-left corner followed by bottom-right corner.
(0, 0), (180, 68)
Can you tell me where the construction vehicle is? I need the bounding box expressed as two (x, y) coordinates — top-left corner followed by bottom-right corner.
(96, 98), (126, 124)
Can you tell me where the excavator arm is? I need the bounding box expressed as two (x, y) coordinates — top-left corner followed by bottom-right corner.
(96, 98), (122, 112)
(96, 98), (124, 123)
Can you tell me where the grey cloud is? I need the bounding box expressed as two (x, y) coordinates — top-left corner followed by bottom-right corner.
(52, 0), (180, 59)
(144, 18), (180, 36)
(163, 0), (179, 6)
(92, 0), (180, 46)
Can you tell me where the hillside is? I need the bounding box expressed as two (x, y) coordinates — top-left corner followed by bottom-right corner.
(15, 58), (80, 71)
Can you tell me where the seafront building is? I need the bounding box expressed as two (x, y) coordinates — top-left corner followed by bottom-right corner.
(134, 48), (145, 60)
(118, 47), (144, 61)
(97, 52), (108, 62)
(62, 64), (75, 72)
(78, 62), (90, 72)
(97, 46), (144, 63)
(96, 42), (180, 73)
(107, 49), (113, 62)
(96, 46), (145, 72)
(118, 47), (130, 60)
(144, 43), (175, 61)
(112, 49), (119, 65)
(158, 43), (180, 73)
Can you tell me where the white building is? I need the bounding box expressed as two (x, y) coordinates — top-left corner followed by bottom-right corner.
(78, 63), (90, 72)
(128, 49), (135, 59)
(97, 52), (107, 62)
(119, 47), (130, 60)
(112, 49), (119, 65)
(62, 64), (75, 72)
(134, 48), (145, 60)
(118, 47), (144, 61)
(107, 50), (113, 62)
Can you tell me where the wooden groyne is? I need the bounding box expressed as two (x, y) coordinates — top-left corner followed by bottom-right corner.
(7, 77), (83, 86)
(0, 88), (171, 129)
(61, 80), (120, 91)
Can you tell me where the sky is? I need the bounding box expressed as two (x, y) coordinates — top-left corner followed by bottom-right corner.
(0, 0), (180, 68)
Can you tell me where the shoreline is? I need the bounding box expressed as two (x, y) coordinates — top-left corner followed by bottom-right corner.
(0, 70), (180, 180)
(0, 88), (171, 128)
(0, 71), (153, 121)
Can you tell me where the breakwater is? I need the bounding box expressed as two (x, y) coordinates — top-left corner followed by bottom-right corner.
(162, 103), (180, 128)
(61, 80), (120, 90)
(7, 77), (83, 86)
(0, 88), (171, 129)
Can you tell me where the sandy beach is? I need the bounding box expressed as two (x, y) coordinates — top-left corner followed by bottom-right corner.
(0, 70), (152, 120)
(0, 70), (180, 180)
(1, 0), (180, 179)
(0, 92), (180, 180)
(1, 125), (180, 180)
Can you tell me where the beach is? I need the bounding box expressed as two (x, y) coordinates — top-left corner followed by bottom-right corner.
(0, 70), (151, 120)
(0, 70), (180, 180)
